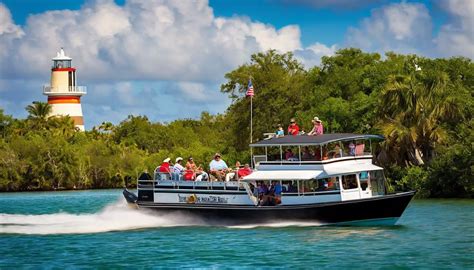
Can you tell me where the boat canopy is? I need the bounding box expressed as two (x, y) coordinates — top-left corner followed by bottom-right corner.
(320, 163), (383, 177)
(250, 133), (384, 147)
(242, 170), (323, 181)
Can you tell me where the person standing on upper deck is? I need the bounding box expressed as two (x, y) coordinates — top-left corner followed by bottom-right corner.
(287, 118), (300, 136)
(308, 117), (324, 136)
(209, 153), (228, 181)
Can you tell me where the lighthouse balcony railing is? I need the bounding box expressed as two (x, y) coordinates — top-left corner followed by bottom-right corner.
(43, 86), (87, 95)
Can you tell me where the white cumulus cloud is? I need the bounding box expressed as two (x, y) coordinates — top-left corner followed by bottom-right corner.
(0, 0), (303, 82)
(435, 0), (474, 59)
(345, 0), (473, 59)
(0, 0), (308, 127)
(346, 2), (432, 55)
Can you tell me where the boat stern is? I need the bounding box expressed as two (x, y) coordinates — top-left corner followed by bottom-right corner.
(123, 189), (138, 207)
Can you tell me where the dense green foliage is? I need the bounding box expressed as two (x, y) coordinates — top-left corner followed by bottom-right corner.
(1, 49), (472, 197)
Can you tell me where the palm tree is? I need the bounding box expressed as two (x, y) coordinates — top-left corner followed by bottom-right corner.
(49, 116), (76, 137)
(98, 121), (114, 133)
(25, 101), (52, 129)
(378, 71), (462, 166)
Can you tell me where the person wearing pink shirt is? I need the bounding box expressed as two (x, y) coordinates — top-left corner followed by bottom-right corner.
(308, 116), (324, 136)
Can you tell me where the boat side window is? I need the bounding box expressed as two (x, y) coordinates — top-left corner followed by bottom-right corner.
(313, 146), (322, 161)
(300, 180), (319, 193)
(355, 140), (367, 156)
(284, 146), (299, 161)
(318, 176), (340, 191)
(266, 146), (281, 161)
(324, 143), (344, 160)
(342, 174), (358, 190)
(281, 180), (297, 193)
(359, 171), (369, 191)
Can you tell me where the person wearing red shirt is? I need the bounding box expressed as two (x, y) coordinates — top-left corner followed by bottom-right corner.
(237, 163), (253, 179)
(158, 157), (172, 173)
(287, 118), (300, 136)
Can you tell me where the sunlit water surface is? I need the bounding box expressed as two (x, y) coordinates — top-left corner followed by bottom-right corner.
(1, 190), (473, 268)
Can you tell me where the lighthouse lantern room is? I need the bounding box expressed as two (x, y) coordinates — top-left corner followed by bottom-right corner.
(43, 48), (87, 131)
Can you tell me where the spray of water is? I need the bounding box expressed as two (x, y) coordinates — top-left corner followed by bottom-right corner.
(0, 198), (325, 235)
(0, 198), (206, 235)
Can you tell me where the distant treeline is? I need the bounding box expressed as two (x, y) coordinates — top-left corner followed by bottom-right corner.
(0, 48), (472, 197)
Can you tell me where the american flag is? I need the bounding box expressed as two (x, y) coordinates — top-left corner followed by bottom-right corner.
(246, 79), (254, 97)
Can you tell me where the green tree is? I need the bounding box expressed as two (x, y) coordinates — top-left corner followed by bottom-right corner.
(378, 67), (464, 165)
(221, 50), (307, 150)
(25, 101), (52, 129)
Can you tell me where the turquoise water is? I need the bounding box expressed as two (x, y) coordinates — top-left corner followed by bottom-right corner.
(1, 190), (473, 269)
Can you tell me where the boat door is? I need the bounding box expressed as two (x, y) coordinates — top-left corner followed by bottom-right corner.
(340, 174), (361, 201)
(358, 171), (372, 199)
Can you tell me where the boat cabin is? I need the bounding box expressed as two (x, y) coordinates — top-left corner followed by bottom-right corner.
(242, 133), (387, 203)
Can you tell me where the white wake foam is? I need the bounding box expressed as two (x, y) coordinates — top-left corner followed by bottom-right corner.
(226, 221), (325, 229)
(0, 198), (205, 235)
(0, 198), (328, 235)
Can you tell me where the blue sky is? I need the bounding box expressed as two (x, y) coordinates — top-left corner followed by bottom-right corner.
(1, 0), (444, 46)
(0, 0), (472, 128)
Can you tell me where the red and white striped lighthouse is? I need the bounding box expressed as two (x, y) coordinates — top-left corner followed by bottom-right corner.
(43, 48), (86, 131)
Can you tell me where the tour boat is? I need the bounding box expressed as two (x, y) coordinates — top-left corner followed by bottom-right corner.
(123, 133), (415, 225)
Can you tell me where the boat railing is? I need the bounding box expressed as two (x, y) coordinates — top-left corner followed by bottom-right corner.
(138, 176), (247, 191)
(256, 153), (373, 166)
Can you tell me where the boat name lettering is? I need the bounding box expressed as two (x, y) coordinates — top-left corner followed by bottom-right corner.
(178, 194), (228, 204)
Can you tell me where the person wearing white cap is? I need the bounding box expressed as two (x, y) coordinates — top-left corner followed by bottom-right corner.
(308, 116), (324, 136)
(154, 157), (173, 180)
(157, 158), (172, 173)
(172, 157), (185, 181)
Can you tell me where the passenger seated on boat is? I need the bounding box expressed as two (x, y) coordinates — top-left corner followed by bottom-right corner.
(257, 182), (271, 206)
(283, 181), (297, 193)
(285, 148), (294, 160)
(308, 116), (324, 136)
(302, 146), (313, 160)
(138, 170), (152, 180)
(158, 158), (172, 173)
(275, 124), (284, 137)
(257, 182), (268, 198)
(225, 161), (241, 182)
(316, 179), (329, 191)
(195, 165), (209, 181)
(183, 170), (196, 181)
(329, 144), (342, 158)
(186, 157), (209, 181)
(186, 157), (197, 171)
(237, 163), (253, 179)
(322, 149), (329, 160)
(259, 182), (281, 206)
(209, 153), (229, 181)
(348, 142), (356, 156)
(355, 143), (365, 155)
(172, 157), (185, 181)
(269, 181), (282, 204)
(287, 118), (300, 136)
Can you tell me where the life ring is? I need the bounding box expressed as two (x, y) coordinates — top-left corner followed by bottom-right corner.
(187, 194), (197, 204)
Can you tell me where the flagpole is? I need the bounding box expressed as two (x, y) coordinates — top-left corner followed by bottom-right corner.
(250, 95), (253, 167)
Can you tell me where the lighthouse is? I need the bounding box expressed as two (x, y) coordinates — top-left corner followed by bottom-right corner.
(43, 48), (86, 131)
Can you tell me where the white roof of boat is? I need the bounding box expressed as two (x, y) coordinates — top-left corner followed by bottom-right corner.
(242, 170), (323, 181)
(321, 163), (383, 177)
